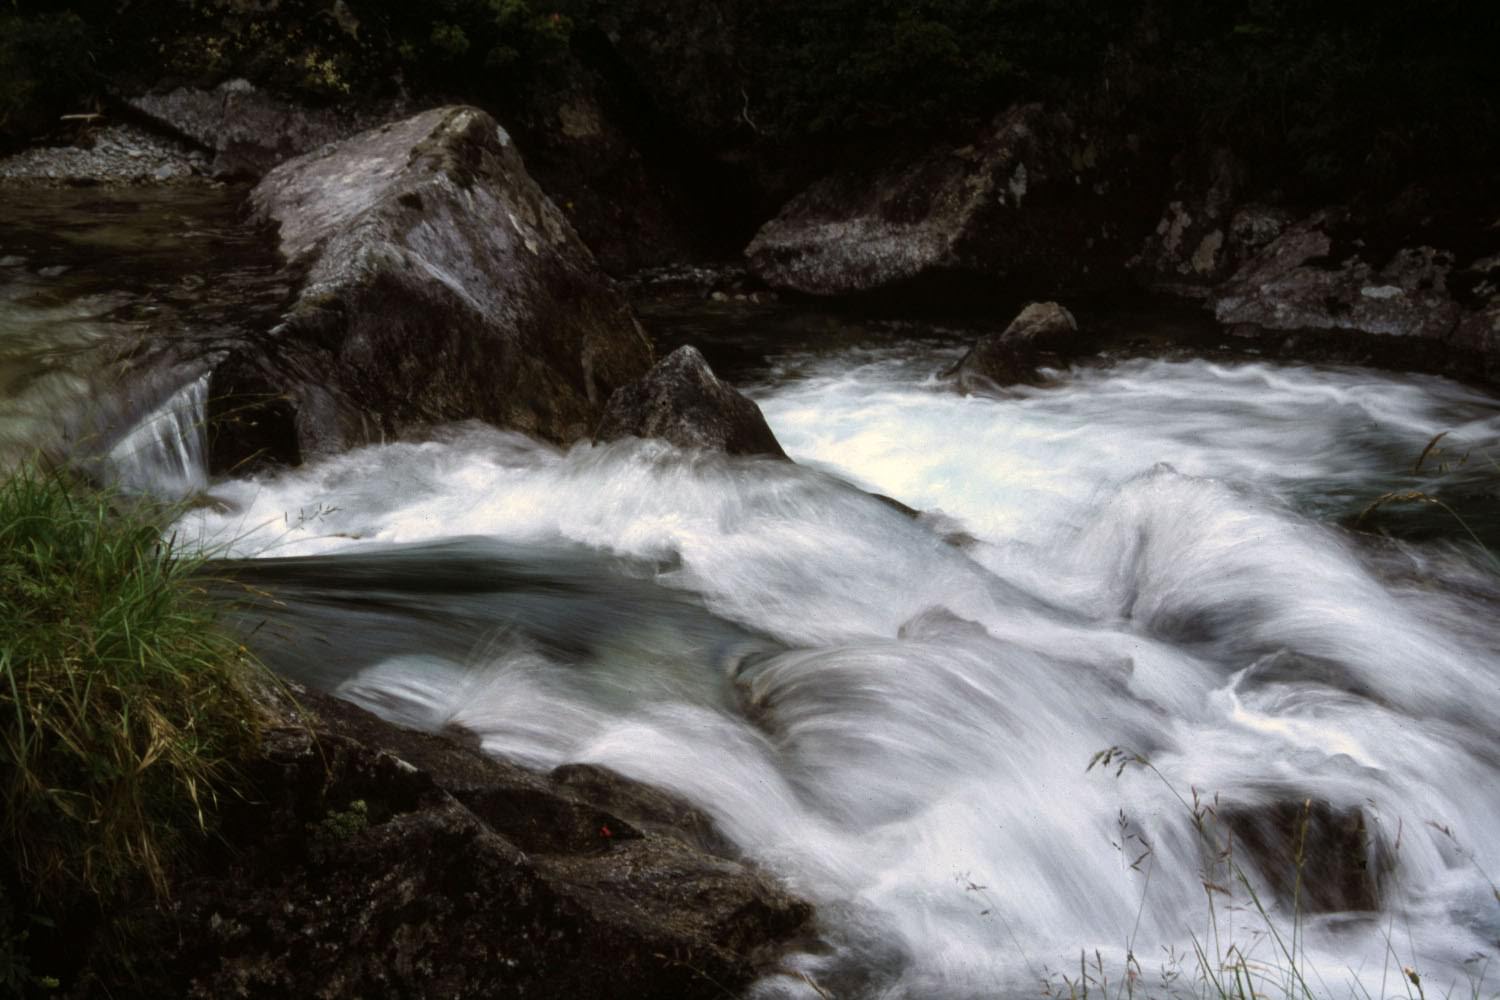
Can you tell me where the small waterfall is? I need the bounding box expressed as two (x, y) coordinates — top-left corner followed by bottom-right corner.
(104, 374), (210, 498)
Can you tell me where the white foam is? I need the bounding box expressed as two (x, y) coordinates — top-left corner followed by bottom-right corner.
(182, 353), (1500, 996)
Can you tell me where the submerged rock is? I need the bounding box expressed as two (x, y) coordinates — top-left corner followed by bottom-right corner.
(128, 80), (397, 178)
(77, 687), (810, 998)
(950, 301), (1080, 390)
(595, 345), (787, 457)
(208, 105), (653, 473)
(745, 105), (1149, 297)
(1220, 799), (1383, 913)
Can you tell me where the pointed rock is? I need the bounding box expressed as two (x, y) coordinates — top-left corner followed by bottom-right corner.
(208, 106), (654, 473)
(951, 301), (1079, 390)
(595, 346), (786, 457)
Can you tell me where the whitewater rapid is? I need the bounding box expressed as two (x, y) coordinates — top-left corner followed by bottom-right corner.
(176, 347), (1500, 999)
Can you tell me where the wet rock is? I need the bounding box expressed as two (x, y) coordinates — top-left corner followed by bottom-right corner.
(0, 124), (205, 186)
(623, 263), (761, 302)
(745, 105), (1149, 297)
(77, 687), (810, 999)
(207, 106), (654, 473)
(1451, 254), (1500, 376)
(595, 345), (786, 457)
(1212, 212), (1464, 344)
(1220, 799), (1382, 913)
(949, 301), (1079, 389)
(128, 79), (399, 178)
(548, 762), (740, 857)
(1201, 209), (1500, 379)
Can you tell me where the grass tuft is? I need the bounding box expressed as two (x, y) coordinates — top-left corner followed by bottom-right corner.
(0, 463), (261, 908)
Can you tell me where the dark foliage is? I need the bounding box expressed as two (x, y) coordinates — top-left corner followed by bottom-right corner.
(1142, 0), (1500, 191)
(1, 0), (1495, 196)
(0, 0), (574, 143)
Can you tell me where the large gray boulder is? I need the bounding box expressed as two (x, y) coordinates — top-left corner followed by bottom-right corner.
(128, 79), (396, 178)
(207, 106), (654, 472)
(950, 301), (1080, 390)
(745, 105), (1149, 297)
(595, 345), (787, 457)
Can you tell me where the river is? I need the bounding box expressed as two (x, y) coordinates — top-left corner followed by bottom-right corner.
(176, 332), (1500, 999)
(4, 191), (1498, 998)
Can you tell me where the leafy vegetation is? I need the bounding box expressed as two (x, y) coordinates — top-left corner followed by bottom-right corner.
(1143, 0), (1500, 191)
(0, 0), (1495, 195)
(0, 464), (261, 915)
(735, 0), (1497, 191)
(740, 0), (1123, 137)
(0, 10), (91, 136)
(0, 0), (574, 137)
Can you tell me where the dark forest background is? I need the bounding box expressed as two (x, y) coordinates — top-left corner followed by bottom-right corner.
(2, 0), (1496, 201)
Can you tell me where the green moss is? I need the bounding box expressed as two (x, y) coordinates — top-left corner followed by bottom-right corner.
(307, 799), (371, 862)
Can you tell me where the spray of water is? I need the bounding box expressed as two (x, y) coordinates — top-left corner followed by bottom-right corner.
(104, 374), (210, 497)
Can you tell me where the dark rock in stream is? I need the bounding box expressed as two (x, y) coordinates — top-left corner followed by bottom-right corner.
(595, 345), (787, 457)
(950, 301), (1081, 390)
(1219, 799), (1384, 914)
(207, 105), (654, 473)
(74, 687), (810, 999)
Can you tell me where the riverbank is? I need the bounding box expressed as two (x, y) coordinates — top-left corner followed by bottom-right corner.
(0, 469), (811, 996)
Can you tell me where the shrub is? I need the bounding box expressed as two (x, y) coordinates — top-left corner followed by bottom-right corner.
(743, 0), (1123, 137)
(0, 11), (93, 138)
(0, 465), (261, 907)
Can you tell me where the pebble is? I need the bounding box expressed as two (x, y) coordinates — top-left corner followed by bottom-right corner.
(0, 124), (203, 186)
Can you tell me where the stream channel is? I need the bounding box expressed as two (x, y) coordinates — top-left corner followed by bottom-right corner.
(3, 186), (1499, 999)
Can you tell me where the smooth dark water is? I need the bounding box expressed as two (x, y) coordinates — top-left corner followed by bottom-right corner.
(0, 185), (286, 481)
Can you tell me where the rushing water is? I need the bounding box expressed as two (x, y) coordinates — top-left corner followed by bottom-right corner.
(0, 186), (285, 480)
(157, 330), (1500, 999)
